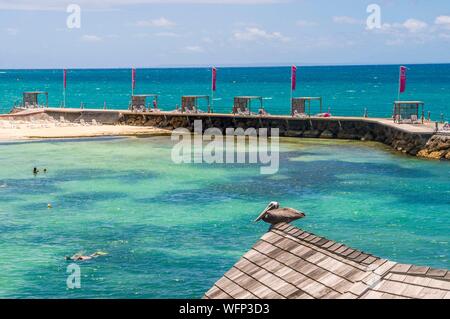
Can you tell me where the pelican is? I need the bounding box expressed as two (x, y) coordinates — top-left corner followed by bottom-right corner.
(254, 201), (305, 227)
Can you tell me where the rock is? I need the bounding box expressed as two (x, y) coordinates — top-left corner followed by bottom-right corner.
(361, 132), (374, 141)
(437, 142), (450, 151)
(320, 130), (334, 139)
(446, 152), (450, 160)
(417, 149), (429, 158)
(303, 130), (321, 138)
(285, 130), (303, 137)
(428, 151), (446, 160)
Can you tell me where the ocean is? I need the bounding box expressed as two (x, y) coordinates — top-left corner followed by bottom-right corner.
(0, 64), (449, 121)
(0, 137), (449, 298)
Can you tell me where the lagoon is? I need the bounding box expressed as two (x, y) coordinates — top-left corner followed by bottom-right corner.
(0, 137), (448, 298)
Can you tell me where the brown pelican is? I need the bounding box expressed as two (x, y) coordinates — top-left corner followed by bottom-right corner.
(254, 201), (305, 227)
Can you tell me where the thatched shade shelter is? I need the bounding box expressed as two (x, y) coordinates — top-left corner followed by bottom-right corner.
(181, 95), (210, 113)
(393, 101), (424, 124)
(23, 91), (48, 108)
(233, 96), (263, 115)
(129, 94), (159, 112)
(292, 97), (322, 116)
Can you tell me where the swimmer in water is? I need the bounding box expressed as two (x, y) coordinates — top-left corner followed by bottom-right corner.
(65, 251), (108, 262)
(33, 167), (39, 175)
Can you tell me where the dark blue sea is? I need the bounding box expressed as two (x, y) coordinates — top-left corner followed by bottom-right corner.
(1, 64), (448, 120)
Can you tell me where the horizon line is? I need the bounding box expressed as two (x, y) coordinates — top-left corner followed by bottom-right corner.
(1, 62), (450, 71)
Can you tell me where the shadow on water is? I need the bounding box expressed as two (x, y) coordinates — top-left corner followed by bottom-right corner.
(1, 168), (158, 200)
(0, 136), (125, 147)
(18, 191), (129, 213)
(142, 149), (434, 205)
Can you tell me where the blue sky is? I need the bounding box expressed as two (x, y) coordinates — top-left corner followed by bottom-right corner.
(1, 0), (449, 68)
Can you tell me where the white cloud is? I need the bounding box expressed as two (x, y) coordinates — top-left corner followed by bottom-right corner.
(332, 16), (362, 25)
(368, 18), (432, 46)
(435, 15), (450, 25)
(296, 20), (318, 27)
(81, 35), (103, 42)
(184, 45), (205, 53)
(5, 27), (19, 36)
(155, 32), (180, 37)
(402, 19), (428, 32)
(136, 17), (176, 28)
(435, 15), (450, 29)
(233, 27), (290, 42)
(373, 18), (428, 34)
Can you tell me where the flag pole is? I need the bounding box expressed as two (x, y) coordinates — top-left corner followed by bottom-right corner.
(290, 65), (296, 115)
(211, 67), (217, 113)
(132, 68), (135, 97)
(290, 73), (293, 113)
(63, 69), (66, 108)
(397, 66), (401, 102)
(211, 67), (214, 113)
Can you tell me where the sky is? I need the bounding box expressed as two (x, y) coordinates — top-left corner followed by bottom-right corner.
(0, 0), (449, 68)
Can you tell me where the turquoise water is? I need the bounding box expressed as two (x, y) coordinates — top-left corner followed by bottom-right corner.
(0, 65), (449, 120)
(0, 137), (448, 298)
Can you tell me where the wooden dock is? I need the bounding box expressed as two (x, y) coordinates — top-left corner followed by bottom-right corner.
(204, 223), (450, 299)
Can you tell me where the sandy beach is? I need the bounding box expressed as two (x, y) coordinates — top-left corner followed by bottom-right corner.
(0, 119), (171, 141)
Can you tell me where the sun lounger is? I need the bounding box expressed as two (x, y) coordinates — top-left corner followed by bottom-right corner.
(293, 110), (308, 118)
(442, 122), (449, 131)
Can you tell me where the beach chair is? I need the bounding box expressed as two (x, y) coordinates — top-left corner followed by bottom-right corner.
(149, 107), (161, 113)
(233, 98), (252, 115)
(411, 114), (419, 124)
(442, 122), (449, 131)
(182, 97), (198, 113)
(235, 108), (251, 115)
(291, 99), (307, 117)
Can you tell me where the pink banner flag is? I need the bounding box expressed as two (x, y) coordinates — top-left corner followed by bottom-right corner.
(212, 67), (217, 92)
(291, 65), (297, 91)
(132, 68), (136, 91)
(63, 69), (67, 89)
(399, 66), (407, 93)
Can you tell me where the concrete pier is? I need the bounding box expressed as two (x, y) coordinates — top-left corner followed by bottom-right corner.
(3, 107), (449, 159)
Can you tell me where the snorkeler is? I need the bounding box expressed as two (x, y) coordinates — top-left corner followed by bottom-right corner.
(65, 251), (108, 262)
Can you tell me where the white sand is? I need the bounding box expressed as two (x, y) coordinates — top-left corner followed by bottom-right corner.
(0, 120), (171, 141)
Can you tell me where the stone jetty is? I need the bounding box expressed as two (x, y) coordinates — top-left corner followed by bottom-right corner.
(4, 107), (449, 160)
